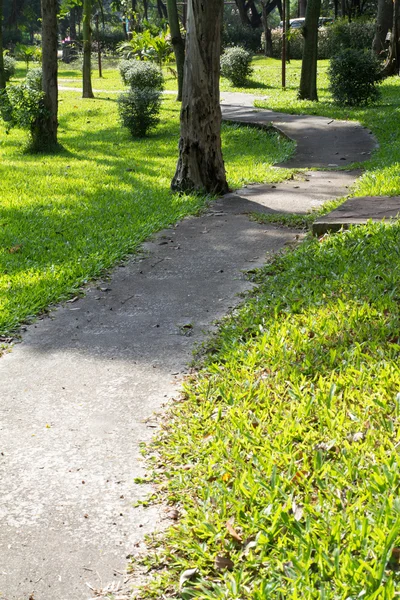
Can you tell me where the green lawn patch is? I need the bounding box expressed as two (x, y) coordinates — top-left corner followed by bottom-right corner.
(0, 92), (294, 335)
(139, 220), (400, 599)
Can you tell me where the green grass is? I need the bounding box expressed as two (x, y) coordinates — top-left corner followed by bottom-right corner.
(138, 220), (400, 599)
(0, 92), (294, 335)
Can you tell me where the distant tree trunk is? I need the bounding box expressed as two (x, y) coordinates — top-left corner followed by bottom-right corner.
(299, 0), (307, 17)
(166, 0), (185, 100)
(31, 0), (58, 151)
(382, 0), (400, 76)
(373, 0), (393, 56)
(82, 0), (94, 98)
(261, 2), (273, 56)
(0, 0), (6, 90)
(70, 6), (77, 39)
(143, 0), (148, 20)
(171, 0), (228, 195)
(157, 0), (168, 18)
(298, 0), (321, 100)
(234, 0), (262, 27)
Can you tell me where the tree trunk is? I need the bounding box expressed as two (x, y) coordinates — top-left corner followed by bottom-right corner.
(234, 0), (262, 27)
(299, 0), (307, 17)
(0, 0), (6, 90)
(157, 0), (168, 18)
(373, 0), (393, 56)
(382, 0), (400, 76)
(261, 2), (273, 56)
(70, 6), (77, 39)
(143, 0), (148, 20)
(166, 0), (185, 100)
(82, 0), (94, 98)
(171, 0), (228, 195)
(298, 0), (321, 100)
(31, 0), (58, 151)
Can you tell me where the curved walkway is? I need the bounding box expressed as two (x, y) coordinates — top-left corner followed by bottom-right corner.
(0, 94), (376, 600)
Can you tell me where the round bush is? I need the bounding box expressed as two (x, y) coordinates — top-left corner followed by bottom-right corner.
(25, 68), (42, 91)
(329, 48), (382, 106)
(119, 60), (164, 91)
(118, 88), (162, 137)
(4, 55), (16, 82)
(220, 47), (253, 86)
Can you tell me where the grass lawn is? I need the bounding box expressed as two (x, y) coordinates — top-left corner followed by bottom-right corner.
(0, 91), (294, 336)
(139, 221), (400, 599)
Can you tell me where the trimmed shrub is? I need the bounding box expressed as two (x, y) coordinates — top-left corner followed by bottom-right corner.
(119, 59), (164, 90)
(117, 89), (162, 137)
(4, 55), (16, 81)
(220, 46), (253, 86)
(329, 48), (382, 106)
(25, 67), (42, 91)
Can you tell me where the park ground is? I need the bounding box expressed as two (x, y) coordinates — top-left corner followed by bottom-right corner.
(2, 58), (400, 597)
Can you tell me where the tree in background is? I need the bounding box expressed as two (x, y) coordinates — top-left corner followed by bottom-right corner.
(298, 0), (321, 100)
(373, 0), (392, 56)
(172, 0), (228, 195)
(165, 0), (184, 100)
(30, 0), (58, 150)
(82, 0), (94, 97)
(0, 0), (6, 89)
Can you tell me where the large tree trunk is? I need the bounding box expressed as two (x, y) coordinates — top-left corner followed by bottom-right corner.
(82, 0), (94, 98)
(0, 0), (6, 90)
(373, 0), (393, 56)
(166, 0), (185, 100)
(31, 0), (58, 151)
(171, 0), (228, 195)
(298, 0), (321, 100)
(299, 0), (307, 17)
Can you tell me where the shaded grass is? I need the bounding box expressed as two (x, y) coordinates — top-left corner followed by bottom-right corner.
(139, 221), (400, 599)
(0, 92), (294, 335)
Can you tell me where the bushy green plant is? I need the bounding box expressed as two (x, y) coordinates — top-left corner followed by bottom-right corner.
(117, 88), (162, 137)
(3, 54), (16, 82)
(329, 48), (382, 105)
(25, 67), (42, 91)
(222, 22), (262, 53)
(220, 46), (253, 86)
(119, 60), (164, 90)
(329, 19), (375, 54)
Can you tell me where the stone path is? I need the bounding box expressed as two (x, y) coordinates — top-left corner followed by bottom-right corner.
(0, 92), (377, 600)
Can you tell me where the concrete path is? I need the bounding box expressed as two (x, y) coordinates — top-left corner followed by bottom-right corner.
(0, 93), (376, 600)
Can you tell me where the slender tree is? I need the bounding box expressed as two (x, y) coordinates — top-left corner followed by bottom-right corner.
(171, 0), (228, 195)
(298, 0), (321, 100)
(166, 0), (185, 100)
(31, 0), (58, 150)
(382, 0), (400, 76)
(0, 0), (6, 90)
(82, 0), (94, 98)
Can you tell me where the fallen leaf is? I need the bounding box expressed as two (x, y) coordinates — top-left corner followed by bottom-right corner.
(8, 244), (22, 253)
(179, 567), (198, 591)
(292, 499), (303, 522)
(226, 518), (242, 542)
(214, 555), (234, 571)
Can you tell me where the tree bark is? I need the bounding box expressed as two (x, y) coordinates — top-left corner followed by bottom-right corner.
(166, 0), (185, 100)
(299, 0), (307, 17)
(31, 0), (58, 151)
(82, 0), (94, 98)
(143, 0), (148, 20)
(373, 0), (393, 56)
(70, 5), (77, 40)
(234, 0), (262, 28)
(298, 0), (321, 100)
(261, 1), (273, 56)
(0, 0), (6, 90)
(382, 0), (400, 76)
(171, 0), (228, 195)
